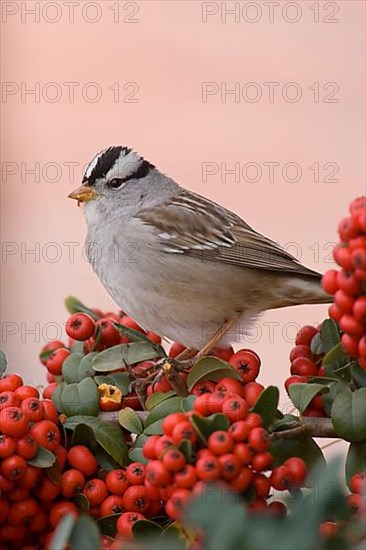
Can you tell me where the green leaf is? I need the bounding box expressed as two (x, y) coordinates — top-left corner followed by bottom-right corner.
(187, 357), (241, 390)
(65, 416), (128, 467)
(190, 413), (230, 444)
(62, 353), (83, 383)
(118, 407), (143, 434)
(94, 373), (130, 396)
(50, 513), (77, 550)
(70, 514), (102, 550)
(145, 396), (182, 427)
(74, 493), (90, 513)
(77, 352), (98, 381)
(52, 382), (66, 413)
(345, 442), (366, 488)
(61, 378), (99, 417)
(132, 519), (163, 541)
(65, 296), (101, 320)
(92, 343), (165, 372)
(331, 386), (366, 442)
(270, 437), (326, 486)
(94, 446), (121, 472)
(351, 362), (366, 388)
(181, 395), (196, 413)
(71, 423), (98, 451)
(251, 386), (279, 428)
(321, 319), (341, 353)
(128, 447), (148, 464)
(97, 514), (120, 538)
(114, 322), (167, 356)
(145, 390), (176, 411)
(288, 383), (328, 414)
(0, 351), (7, 377)
(323, 342), (348, 366)
(143, 419), (164, 435)
(310, 332), (323, 355)
(178, 439), (193, 463)
(28, 446), (56, 468)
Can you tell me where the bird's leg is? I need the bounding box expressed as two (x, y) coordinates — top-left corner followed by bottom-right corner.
(195, 319), (236, 360)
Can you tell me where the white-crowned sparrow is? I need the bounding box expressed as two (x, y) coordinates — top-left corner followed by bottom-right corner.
(68, 146), (331, 351)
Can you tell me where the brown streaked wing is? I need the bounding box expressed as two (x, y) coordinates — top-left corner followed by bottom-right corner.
(136, 189), (320, 278)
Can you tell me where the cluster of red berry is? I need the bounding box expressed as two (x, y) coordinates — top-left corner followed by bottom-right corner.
(40, 310), (161, 410)
(322, 196), (366, 369)
(0, 373), (68, 548)
(284, 325), (326, 417)
(320, 472), (366, 538)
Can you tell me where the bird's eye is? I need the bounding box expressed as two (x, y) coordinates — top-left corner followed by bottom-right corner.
(108, 178), (124, 189)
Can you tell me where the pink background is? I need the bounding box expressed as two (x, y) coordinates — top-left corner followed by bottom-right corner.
(1, 1), (365, 457)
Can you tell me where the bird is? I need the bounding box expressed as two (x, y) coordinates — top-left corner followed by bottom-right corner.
(68, 146), (331, 354)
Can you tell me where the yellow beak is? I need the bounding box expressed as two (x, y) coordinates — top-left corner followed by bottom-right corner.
(68, 184), (99, 203)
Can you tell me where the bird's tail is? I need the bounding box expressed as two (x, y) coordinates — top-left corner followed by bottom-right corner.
(274, 274), (333, 309)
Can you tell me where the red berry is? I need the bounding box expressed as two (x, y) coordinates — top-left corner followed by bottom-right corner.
(215, 377), (245, 397)
(0, 374), (23, 393)
(191, 380), (216, 396)
(228, 420), (250, 442)
(122, 485), (150, 514)
(20, 398), (44, 422)
(352, 248), (366, 270)
(337, 271), (362, 295)
(126, 462), (146, 485)
(248, 427), (269, 453)
(283, 457), (307, 485)
(289, 345), (314, 362)
(105, 470), (129, 496)
(162, 449), (186, 472)
(96, 318), (120, 348)
(165, 489), (191, 521)
(116, 511), (146, 540)
(218, 453), (241, 480)
(211, 345), (234, 362)
(174, 465), (197, 489)
(295, 325), (318, 347)
(251, 451), (273, 472)
(284, 375), (308, 393)
(196, 455), (222, 481)
(321, 270), (339, 295)
(270, 465), (295, 490)
(61, 469), (85, 498)
(100, 495), (125, 517)
(339, 315), (364, 338)
(1, 455), (27, 481)
(162, 412), (187, 436)
(208, 431), (234, 456)
(145, 461), (170, 488)
(16, 435), (38, 460)
(229, 349), (261, 383)
(338, 217), (359, 242)
(46, 348), (70, 376)
(290, 357), (317, 377)
(333, 246), (353, 270)
(66, 313), (96, 341)
(0, 406), (29, 437)
(222, 395), (248, 422)
(0, 435), (16, 458)
(67, 445), (98, 477)
(334, 289), (355, 313)
(171, 421), (197, 446)
(30, 420), (61, 451)
(328, 303), (343, 322)
(341, 333), (360, 357)
(242, 382), (264, 407)
(353, 296), (366, 323)
(49, 501), (78, 528)
(350, 472), (366, 495)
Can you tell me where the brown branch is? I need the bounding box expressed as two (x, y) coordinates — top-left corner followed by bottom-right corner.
(270, 417), (337, 440)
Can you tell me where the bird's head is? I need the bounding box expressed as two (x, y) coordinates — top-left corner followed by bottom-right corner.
(68, 146), (175, 221)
